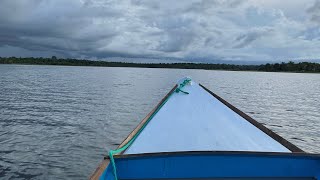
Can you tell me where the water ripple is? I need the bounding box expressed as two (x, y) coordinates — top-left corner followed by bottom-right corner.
(0, 65), (319, 179)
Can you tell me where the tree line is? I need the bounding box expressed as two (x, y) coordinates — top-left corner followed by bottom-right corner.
(0, 56), (319, 73)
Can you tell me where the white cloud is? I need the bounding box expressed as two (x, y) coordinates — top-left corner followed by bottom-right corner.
(0, 0), (319, 62)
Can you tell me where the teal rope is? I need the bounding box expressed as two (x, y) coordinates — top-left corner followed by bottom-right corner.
(175, 78), (191, 94)
(108, 78), (191, 180)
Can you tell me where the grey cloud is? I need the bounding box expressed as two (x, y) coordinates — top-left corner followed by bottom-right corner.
(307, 0), (320, 25)
(233, 28), (274, 48)
(0, 0), (120, 57)
(0, 0), (319, 61)
(157, 29), (195, 52)
(234, 34), (259, 48)
(187, 0), (245, 13)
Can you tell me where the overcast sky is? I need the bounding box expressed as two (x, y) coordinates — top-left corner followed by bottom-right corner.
(0, 0), (320, 62)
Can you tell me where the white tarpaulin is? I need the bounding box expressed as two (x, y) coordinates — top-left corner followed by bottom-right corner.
(125, 80), (290, 154)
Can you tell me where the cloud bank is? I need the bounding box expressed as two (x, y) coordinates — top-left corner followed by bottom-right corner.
(0, 0), (320, 62)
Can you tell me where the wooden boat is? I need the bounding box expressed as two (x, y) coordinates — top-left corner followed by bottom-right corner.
(91, 78), (320, 180)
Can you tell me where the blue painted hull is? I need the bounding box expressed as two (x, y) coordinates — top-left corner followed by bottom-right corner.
(100, 151), (320, 180)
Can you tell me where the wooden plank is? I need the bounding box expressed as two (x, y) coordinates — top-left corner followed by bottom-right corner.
(89, 159), (109, 180)
(199, 84), (304, 153)
(89, 84), (178, 179)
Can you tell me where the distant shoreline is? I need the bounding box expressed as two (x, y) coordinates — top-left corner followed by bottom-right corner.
(1, 57), (319, 73)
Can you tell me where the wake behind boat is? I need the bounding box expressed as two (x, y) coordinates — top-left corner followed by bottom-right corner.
(91, 78), (319, 180)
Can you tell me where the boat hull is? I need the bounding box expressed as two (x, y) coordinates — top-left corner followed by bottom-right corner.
(91, 79), (318, 180)
(100, 151), (320, 180)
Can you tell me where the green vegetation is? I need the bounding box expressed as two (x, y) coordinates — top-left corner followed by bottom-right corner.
(0, 56), (319, 73)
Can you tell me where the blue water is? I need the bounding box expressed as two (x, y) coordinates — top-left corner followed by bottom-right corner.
(0, 64), (319, 179)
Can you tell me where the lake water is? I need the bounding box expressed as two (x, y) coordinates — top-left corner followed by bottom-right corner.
(0, 64), (319, 179)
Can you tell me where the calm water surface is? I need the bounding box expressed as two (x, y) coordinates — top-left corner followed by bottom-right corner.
(0, 64), (319, 179)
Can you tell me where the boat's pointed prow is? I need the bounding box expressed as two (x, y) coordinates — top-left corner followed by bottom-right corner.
(91, 78), (319, 180)
(177, 77), (193, 85)
(124, 78), (294, 154)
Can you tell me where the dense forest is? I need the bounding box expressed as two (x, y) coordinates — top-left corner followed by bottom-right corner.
(1, 56), (320, 73)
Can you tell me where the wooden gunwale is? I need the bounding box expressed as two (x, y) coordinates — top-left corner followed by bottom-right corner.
(199, 84), (304, 153)
(114, 150), (319, 159)
(117, 85), (178, 154)
(89, 85), (178, 180)
(89, 158), (110, 180)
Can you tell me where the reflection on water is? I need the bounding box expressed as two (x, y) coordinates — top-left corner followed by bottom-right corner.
(0, 64), (319, 179)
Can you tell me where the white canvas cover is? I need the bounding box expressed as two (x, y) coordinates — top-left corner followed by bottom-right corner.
(125, 80), (290, 154)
